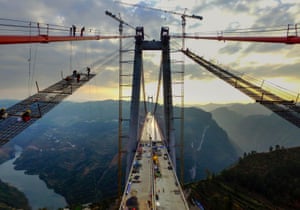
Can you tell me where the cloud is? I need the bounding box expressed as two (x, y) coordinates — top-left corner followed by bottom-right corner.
(244, 62), (300, 80)
(1, 0), (300, 104)
(219, 42), (243, 54)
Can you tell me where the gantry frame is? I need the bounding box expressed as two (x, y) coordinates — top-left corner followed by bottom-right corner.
(125, 27), (176, 180)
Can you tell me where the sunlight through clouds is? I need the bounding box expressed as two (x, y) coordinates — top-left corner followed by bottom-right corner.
(0, 0), (300, 105)
(184, 77), (252, 105)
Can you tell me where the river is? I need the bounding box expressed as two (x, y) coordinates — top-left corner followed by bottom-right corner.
(0, 146), (67, 210)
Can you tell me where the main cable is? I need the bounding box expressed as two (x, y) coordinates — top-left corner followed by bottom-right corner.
(141, 61), (148, 114)
(153, 59), (163, 115)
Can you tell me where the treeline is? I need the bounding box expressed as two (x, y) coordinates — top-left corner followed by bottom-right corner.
(242, 144), (286, 160)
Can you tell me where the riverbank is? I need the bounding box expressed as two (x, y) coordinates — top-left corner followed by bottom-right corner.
(0, 145), (67, 210)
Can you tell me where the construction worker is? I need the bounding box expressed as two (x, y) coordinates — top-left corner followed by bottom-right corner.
(22, 110), (31, 122)
(0, 108), (8, 119)
(86, 67), (91, 77)
(80, 26), (85, 36)
(76, 73), (81, 83)
(73, 70), (77, 78)
(72, 25), (76, 36)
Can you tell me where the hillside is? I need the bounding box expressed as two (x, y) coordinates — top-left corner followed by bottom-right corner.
(173, 106), (239, 182)
(12, 100), (122, 205)
(2, 100), (300, 207)
(0, 179), (30, 210)
(0, 100), (239, 205)
(186, 146), (300, 210)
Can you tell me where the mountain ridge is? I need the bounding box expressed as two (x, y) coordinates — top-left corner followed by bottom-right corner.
(0, 100), (239, 205)
(0, 100), (299, 207)
(186, 146), (300, 210)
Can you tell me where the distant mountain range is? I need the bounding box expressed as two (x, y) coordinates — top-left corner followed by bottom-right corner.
(198, 102), (271, 116)
(0, 100), (299, 206)
(208, 103), (300, 153)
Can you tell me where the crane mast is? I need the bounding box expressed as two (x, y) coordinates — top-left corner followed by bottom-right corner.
(105, 10), (136, 200)
(105, 10), (136, 30)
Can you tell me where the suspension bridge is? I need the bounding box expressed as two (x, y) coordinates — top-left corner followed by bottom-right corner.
(0, 6), (300, 209)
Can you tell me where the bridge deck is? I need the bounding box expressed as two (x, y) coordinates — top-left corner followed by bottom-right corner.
(120, 113), (189, 210)
(183, 49), (300, 128)
(0, 73), (95, 145)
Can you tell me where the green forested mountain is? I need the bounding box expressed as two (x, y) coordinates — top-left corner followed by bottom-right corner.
(0, 179), (30, 210)
(0, 100), (239, 205)
(2, 101), (299, 207)
(186, 146), (300, 210)
(12, 100), (122, 205)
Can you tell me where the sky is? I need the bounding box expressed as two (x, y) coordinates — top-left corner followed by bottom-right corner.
(0, 0), (300, 105)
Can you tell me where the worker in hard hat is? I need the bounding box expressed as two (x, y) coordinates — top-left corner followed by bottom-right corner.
(0, 108), (8, 119)
(22, 109), (31, 122)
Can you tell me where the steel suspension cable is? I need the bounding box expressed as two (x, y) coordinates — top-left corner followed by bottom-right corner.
(153, 59), (163, 115)
(87, 40), (134, 73)
(141, 61), (148, 114)
(27, 22), (33, 97)
(29, 44), (39, 96)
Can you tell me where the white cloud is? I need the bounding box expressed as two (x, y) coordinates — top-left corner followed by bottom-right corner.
(0, 0), (300, 104)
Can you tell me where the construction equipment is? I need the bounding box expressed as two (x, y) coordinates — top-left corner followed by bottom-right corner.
(105, 10), (136, 31)
(105, 10), (133, 199)
(115, 1), (203, 49)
